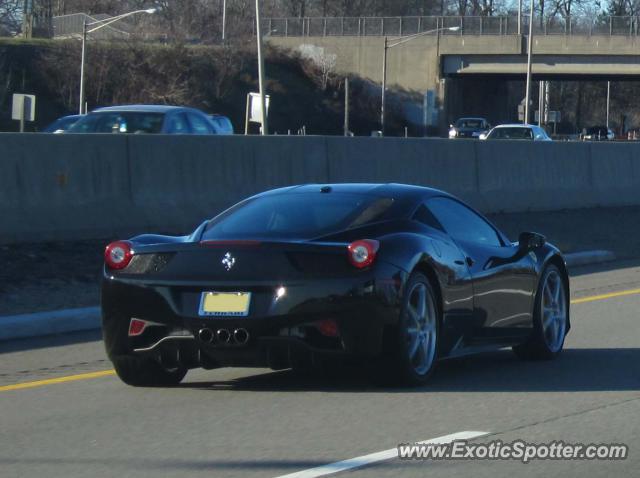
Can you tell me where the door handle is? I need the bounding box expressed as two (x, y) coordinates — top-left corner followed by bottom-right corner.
(466, 257), (475, 267)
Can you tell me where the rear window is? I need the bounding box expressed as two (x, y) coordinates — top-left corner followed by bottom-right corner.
(456, 119), (483, 129)
(68, 112), (164, 134)
(202, 193), (394, 240)
(488, 127), (533, 140)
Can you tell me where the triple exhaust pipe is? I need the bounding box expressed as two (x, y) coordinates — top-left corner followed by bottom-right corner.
(198, 327), (250, 345)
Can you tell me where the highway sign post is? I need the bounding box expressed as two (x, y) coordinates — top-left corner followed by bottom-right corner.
(12, 94), (36, 133)
(535, 110), (561, 124)
(244, 92), (271, 134)
(518, 98), (533, 123)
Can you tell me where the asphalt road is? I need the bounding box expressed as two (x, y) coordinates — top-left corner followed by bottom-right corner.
(1, 260), (639, 478)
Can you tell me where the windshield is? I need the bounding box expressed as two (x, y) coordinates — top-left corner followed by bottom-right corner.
(68, 112), (165, 134)
(43, 116), (79, 133)
(488, 127), (534, 140)
(210, 116), (234, 134)
(202, 193), (394, 240)
(456, 119), (483, 129)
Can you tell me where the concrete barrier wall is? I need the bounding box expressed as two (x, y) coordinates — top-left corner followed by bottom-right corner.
(1, 133), (640, 243)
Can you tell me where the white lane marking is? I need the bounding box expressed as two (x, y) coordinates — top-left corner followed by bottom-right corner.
(273, 430), (489, 478)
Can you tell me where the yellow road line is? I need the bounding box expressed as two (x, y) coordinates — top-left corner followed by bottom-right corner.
(0, 369), (115, 392)
(571, 287), (640, 305)
(2, 287), (640, 393)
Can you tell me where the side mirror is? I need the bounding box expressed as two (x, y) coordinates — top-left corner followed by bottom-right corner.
(479, 133), (487, 140)
(518, 232), (546, 253)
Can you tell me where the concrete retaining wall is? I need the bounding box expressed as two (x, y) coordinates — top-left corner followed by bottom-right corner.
(2, 133), (640, 243)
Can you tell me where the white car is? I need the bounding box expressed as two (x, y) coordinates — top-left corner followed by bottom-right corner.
(480, 124), (552, 141)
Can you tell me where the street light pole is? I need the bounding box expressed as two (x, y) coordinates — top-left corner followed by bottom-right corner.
(222, 0), (227, 41)
(380, 26), (459, 136)
(344, 76), (350, 136)
(255, 0), (268, 135)
(79, 20), (87, 115)
(524, 0), (534, 124)
(606, 81), (611, 128)
(78, 9), (155, 116)
(518, 0), (523, 35)
(381, 36), (388, 135)
(538, 80), (544, 126)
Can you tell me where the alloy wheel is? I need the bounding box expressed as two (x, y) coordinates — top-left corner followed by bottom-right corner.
(405, 282), (438, 375)
(541, 270), (567, 353)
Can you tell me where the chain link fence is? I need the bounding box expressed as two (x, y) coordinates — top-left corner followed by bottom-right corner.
(52, 13), (132, 39)
(262, 16), (640, 37)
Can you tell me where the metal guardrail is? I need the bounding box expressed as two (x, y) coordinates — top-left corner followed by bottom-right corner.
(262, 16), (640, 37)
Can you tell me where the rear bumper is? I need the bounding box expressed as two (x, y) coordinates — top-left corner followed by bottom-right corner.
(125, 334), (362, 370)
(102, 263), (405, 368)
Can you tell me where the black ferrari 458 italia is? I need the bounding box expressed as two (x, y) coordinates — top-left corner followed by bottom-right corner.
(102, 183), (570, 386)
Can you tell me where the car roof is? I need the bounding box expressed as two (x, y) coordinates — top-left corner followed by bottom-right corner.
(91, 105), (200, 114)
(457, 117), (487, 121)
(258, 183), (451, 201)
(493, 124), (535, 129)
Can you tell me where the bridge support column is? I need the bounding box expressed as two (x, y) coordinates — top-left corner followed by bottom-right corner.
(440, 77), (464, 136)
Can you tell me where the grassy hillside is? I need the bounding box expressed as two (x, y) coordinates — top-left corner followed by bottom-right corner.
(0, 38), (396, 135)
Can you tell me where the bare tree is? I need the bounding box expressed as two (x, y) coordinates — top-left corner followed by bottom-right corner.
(298, 44), (337, 90)
(469, 0), (496, 15)
(546, 0), (589, 29)
(0, 0), (22, 35)
(37, 40), (81, 110)
(607, 0), (640, 15)
(0, 50), (13, 108)
(208, 44), (247, 98)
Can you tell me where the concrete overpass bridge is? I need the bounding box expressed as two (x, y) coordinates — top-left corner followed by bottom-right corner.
(266, 15), (640, 132)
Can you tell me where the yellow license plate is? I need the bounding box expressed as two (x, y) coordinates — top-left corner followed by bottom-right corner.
(199, 292), (251, 317)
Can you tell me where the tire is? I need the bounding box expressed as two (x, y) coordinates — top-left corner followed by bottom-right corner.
(513, 264), (569, 360)
(103, 309), (187, 387)
(377, 272), (440, 386)
(113, 355), (187, 387)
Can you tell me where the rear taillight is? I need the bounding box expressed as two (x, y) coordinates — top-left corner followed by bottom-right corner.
(347, 239), (379, 269)
(315, 319), (339, 337)
(128, 318), (148, 336)
(105, 240), (134, 270)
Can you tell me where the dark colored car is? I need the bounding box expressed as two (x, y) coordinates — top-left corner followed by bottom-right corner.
(208, 114), (234, 134)
(67, 105), (218, 135)
(42, 114), (82, 133)
(102, 184), (570, 387)
(581, 126), (614, 141)
(448, 117), (491, 139)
